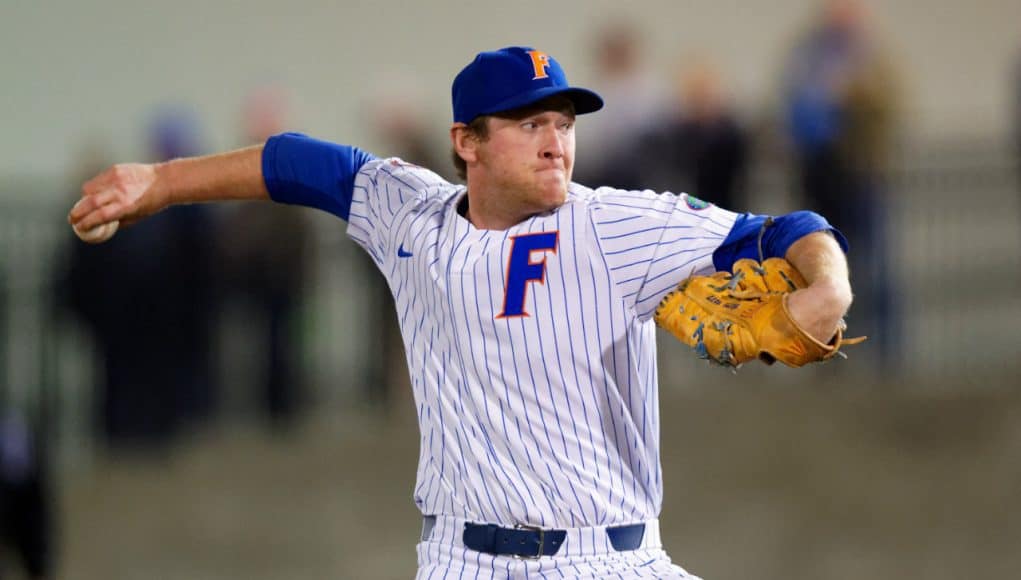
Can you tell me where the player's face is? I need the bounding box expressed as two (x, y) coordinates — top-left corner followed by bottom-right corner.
(475, 107), (576, 215)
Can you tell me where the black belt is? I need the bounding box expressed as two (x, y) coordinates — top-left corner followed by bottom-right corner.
(445, 518), (646, 559)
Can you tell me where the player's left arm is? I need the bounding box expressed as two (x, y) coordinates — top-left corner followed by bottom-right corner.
(783, 231), (853, 344)
(711, 210), (853, 344)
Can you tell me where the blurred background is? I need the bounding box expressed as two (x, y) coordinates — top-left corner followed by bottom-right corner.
(1, 0), (1020, 578)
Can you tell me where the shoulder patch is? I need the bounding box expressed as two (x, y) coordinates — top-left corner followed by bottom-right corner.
(684, 194), (711, 210)
(389, 158), (420, 169)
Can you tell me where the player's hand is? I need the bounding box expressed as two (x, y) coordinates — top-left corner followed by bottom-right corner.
(655, 258), (863, 368)
(785, 277), (853, 344)
(68, 163), (168, 235)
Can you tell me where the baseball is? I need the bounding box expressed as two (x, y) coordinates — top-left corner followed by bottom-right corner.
(73, 219), (119, 243)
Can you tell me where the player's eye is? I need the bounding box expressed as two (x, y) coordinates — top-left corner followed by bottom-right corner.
(521, 121), (538, 130)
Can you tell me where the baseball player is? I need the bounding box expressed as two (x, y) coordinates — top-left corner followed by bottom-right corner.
(69, 47), (855, 578)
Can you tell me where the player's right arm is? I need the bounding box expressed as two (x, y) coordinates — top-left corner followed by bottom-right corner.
(69, 133), (378, 235)
(69, 145), (267, 232)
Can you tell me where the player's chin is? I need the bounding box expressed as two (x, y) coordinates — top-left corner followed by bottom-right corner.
(535, 176), (568, 205)
(535, 185), (567, 211)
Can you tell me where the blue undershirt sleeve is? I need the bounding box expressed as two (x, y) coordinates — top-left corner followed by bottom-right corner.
(711, 210), (849, 272)
(261, 132), (378, 221)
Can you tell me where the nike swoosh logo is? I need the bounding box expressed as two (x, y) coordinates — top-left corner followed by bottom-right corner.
(397, 244), (413, 258)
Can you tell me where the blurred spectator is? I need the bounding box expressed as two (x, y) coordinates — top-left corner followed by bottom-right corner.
(574, 21), (668, 189)
(370, 90), (452, 181)
(640, 59), (750, 210)
(62, 106), (216, 451)
(147, 107), (219, 428)
(1015, 49), (1021, 195)
(0, 413), (55, 580)
(782, 0), (902, 372)
(0, 267), (5, 401)
(216, 86), (313, 429)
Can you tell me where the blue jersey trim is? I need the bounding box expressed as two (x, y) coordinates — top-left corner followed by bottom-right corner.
(261, 132), (378, 220)
(712, 210), (849, 272)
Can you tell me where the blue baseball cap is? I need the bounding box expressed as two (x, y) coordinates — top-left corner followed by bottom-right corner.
(452, 46), (603, 123)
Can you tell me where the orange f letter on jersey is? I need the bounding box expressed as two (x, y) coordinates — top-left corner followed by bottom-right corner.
(527, 50), (551, 80)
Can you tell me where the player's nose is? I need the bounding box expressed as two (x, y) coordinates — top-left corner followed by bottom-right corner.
(539, 126), (565, 160)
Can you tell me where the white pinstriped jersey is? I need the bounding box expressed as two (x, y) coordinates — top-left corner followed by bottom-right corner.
(347, 158), (738, 529)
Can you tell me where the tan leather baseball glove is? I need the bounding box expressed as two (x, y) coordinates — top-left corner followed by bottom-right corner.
(654, 258), (865, 368)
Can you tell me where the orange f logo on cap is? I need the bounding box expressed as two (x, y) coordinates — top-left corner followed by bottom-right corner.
(527, 50), (551, 80)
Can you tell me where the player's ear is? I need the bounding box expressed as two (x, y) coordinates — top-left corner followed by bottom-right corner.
(450, 123), (479, 164)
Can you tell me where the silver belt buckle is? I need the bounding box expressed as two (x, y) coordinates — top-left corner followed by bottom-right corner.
(513, 523), (544, 560)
